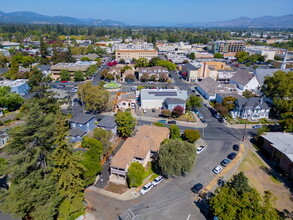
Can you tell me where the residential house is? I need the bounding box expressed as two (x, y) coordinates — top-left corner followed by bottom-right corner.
(122, 69), (135, 82)
(231, 97), (270, 120)
(181, 62), (218, 82)
(108, 66), (123, 79)
(140, 89), (188, 109)
(164, 98), (186, 112)
(260, 132), (293, 177)
(0, 79), (30, 95)
(69, 128), (87, 143)
(197, 77), (238, 101)
(38, 65), (52, 76)
(0, 131), (9, 148)
(109, 125), (170, 184)
(117, 93), (136, 110)
(230, 69), (260, 91)
(137, 66), (169, 81)
(97, 116), (117, 136)
(69, 113), (96, 142)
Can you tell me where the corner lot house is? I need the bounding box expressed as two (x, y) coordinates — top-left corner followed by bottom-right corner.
(229, 69), (259, 91)
(140, 89), (188, 109)
(260, 132), (293, 177)
(110, 125), (170, 184)
(164, 98), (186, 112)
(231, 97), (270, 120)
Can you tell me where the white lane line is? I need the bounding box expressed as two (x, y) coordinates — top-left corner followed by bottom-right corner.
(187, 214), (191, 220)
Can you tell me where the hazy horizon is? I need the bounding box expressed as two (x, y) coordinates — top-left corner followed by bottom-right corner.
(1, 0), (293, 25)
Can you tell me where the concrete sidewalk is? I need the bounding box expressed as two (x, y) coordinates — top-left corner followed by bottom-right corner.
(86, 186), (140, 201)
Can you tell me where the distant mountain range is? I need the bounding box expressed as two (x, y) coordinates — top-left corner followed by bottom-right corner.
(0, 11), (126, 26)
(177, 14), (293, 28)
(0, 11), (292, 28)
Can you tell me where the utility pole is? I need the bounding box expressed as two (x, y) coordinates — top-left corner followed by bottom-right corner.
(242, 117), (248, 141)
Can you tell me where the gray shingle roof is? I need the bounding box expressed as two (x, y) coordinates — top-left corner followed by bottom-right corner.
(254, 69), (291, 85)
(183, 63), (199, 71)
(0, 68), (9, 75)
(69, 113), (95, 124)
(236, 97), (270, 110)
(261, 132), (293, 162)
(97, 116), (117, 129)
(38, 65), (51, 71)
(165, 98), (186, 105)
(197, 77), (220, 96)
(230, 69), (254, 86)
(69, 128), (86, 137)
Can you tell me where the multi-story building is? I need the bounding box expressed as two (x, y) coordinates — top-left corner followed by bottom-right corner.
(110, 125), (170, 184)
(181, 62), (218, 82)
(115, 49), (158, 61)
(207, 40), (245, 54)
(137, 66), (169, 81)
(113, 43), (154, 51)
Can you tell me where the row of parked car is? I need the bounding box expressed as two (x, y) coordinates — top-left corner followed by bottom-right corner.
(157, 120), (176, 124)
(140, 175), (164, 195)
(191, 144), (240, 194)
(212, 144), (239, 174)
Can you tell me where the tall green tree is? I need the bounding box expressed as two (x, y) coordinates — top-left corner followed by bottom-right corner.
(81, 137), (103, 186)
(261, 71), (293, 113)
(183, 129), (200, 143)
(60, 69), (70, 81)
(0, 97), (60, 220)
(169, 124), (180, 139)
(189, 52), (196, 60)
(74, 71), (84, 82)
(127, 162), (145, 187)
(135, 58), (149, 68)
(51, 115), (85, 219)
(115, 111), (136, 137)
(93, 127), (113, 153)
(186, 95), (202, 110)
(158, 139), (196, 177)
(279, 112), (293, 132)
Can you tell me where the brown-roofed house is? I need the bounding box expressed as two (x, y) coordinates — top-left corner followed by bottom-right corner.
(109, 125), (170, 184)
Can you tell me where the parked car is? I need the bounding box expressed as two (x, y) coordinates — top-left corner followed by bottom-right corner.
(197, 113), (203, 119)
(213, 166), (223, 174)
(218, 117), (224, 123)
(214, 113), (221, 119)
(152, 108), (156, 112)
(152, 176), (164, 186)
(56, 85), (65, 88)
(227, 152), (237, 160)
(140, 183), (154, 195)
(168, 120), (176, 124)
(252, 124), (262, 129)
(51, 85), (57, 89)
(200, 118), (206, 123)
(233, 144), (240, 151)
(220, 159), (231, 167)
(143, 109), (147, 113)
(131, 103), (135, 109)
(194, 109), (199, 114)
(191, 183), (203, 193)
(158, 120), (167, 124)
(197, 146), (205, 155)
(71, 88), (78, 92)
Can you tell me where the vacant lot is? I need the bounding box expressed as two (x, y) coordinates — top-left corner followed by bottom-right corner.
(237, 149), (293, 218)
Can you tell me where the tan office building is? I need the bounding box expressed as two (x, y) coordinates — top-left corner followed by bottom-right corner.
(115, 50), (158, 60)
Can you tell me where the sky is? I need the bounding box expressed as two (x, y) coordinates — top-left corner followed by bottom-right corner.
(1, 0), (293, 25)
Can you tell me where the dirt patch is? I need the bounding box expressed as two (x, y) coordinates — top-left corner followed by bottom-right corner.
(104, 182), (129, 194)
(237, 149), (293, 218)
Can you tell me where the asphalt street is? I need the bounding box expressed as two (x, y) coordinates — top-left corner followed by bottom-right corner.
(85, 74), (257, 220)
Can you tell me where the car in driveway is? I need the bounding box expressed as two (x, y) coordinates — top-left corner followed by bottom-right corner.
(227, 152), (237, 160)
(158, 120), (167, 124)
(197, 146), (205, 154)
(213, 166), (223, 174)
(233, 144), (240, 151)
(220, 159), (231, 167)
(140, 183), (154, 195)
(252, 124), (262, 129)
(168, 120), (176, 124)
(152, 176), (164, 186)
(191, 183), (203, 193)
